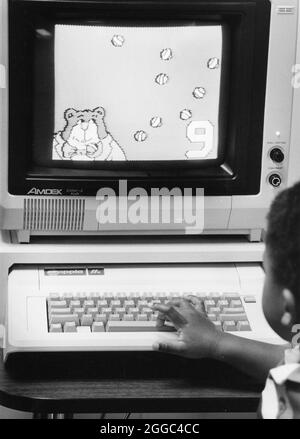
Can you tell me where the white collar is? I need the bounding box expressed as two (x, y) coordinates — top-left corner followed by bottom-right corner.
(269, 345), (300, 385)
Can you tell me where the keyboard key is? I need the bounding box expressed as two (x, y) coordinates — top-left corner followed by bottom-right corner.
(141, 307), (153, 318)
(150, 314), (158, 321)
(64, 322), (77, 333)
(108, 314), (120, 321)
(219, 313), (247, 322)
(223, 321), (237, 331)
(209, 292), (221, 299)
(94, 314), (107, 323)
(137, 300), (148, 309)
(97, 300), (108, 308)
(76, 293), (88, 301)
(73, 307), (85, 318)
(87, 307), (99, 318)
(244, 296), (256, 303)
(157, 293), (168, 300)
(92, 322), (105, 332)
(115, 307), (126, 318)
(104, 292), (114, 300)
(101, 307), (112, 317)
(49, 307), (71, 315)
(237, 321), (251, 331)
(230, 299), (242, 308)
(213, 321), (222, 330)
(223, 292), (239, 299)
(49, 293), (61, 300)
(209, 307), (221, 314)
(106, 321), (158, 332)
(70, 300), (81, 310)
(137, 314), (148, 321)
(81, 314), (93, 326)
(63, 293), (74, 303)
(129, 292), (141, 300)
(123, 313), (134, 321)
(49, 323), (62, 333)
(195, 292), (207, 299)
(83, 300), (95, 310)
(50, 314), (79, 325)
(77, 326), (91, 333)
(124, 300), (135, 310)
(222, 307), (245, 314)
(142, 293), (153, 300)
(182, 292), (194, 297)
(207, 313), (217, 321)
(48, 300), (68, 309)
(110, 299), (121, 308)
(217, 299), (229, 309)
(204, 300), (215, 312)
(128, 307), (139, 318)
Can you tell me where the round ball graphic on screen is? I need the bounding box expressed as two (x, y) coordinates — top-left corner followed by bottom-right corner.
(155, 73), (169, 86)
(193, 87), (206, 99)
(111, 34), (125, 47)
(207, 57), (220, 69)
(160, 48), (173, 61)
(150, 117), (163, 128)
(134, 130), (148, 142)
(180, 109), (192, 120)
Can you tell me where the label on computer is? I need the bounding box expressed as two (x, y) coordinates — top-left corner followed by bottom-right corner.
(87, 268), (104, 275)
(44, 268), (86, 276)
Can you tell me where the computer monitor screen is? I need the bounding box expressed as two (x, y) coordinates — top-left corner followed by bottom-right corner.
(53, 24), (222, 162)
(8, 0), (271, 196)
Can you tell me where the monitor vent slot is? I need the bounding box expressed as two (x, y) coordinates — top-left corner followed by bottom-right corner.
(23, 198), (85, 231)
(276, 6), (295, 14)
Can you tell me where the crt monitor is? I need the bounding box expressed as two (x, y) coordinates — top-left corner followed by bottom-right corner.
(0, 0), (298, 239)
(8, 0), (270, 196)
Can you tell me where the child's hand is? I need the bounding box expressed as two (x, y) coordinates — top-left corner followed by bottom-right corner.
(153, 298), (222, 359)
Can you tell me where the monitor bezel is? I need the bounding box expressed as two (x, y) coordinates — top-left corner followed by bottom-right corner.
(8, 0), (271, 196)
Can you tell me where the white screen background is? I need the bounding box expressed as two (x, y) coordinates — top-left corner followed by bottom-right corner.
(54, 24), (222, 161)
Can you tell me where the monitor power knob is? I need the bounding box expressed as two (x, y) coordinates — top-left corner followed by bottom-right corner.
(270, 147), (284, 163)
(269, 173), (282, 188)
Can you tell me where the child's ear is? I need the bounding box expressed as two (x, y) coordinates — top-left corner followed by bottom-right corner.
(281, 288), (296, 327)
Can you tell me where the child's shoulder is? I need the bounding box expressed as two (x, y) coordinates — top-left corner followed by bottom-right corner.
(261, 345), (300, 419)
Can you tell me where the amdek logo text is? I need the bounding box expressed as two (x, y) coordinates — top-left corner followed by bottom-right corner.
(27, 188), (63, 195)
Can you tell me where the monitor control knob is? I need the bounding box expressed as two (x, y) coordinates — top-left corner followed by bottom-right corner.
(269, 173), (282, 188)
(270, 147), (284, 163)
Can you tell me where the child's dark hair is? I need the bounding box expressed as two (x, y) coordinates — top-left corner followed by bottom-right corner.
(266, 181), (300, 297)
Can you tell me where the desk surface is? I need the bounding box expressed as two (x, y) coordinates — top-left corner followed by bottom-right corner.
(0, 349), (263, 414)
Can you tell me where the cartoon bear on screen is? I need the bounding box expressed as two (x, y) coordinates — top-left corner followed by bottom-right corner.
(53, 107), (127, 161)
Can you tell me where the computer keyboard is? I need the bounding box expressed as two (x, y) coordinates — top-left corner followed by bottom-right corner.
(5, 264), (285, 360)
(47, 292), (253, 333)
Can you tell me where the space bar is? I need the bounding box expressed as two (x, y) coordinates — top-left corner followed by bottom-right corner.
(106, 321), (158, 332)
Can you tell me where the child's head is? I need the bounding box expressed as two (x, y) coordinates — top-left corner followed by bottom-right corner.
(263, 181), (300, 342)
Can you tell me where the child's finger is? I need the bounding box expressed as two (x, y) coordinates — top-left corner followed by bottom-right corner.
(154, 304), (188, 329)
(152, 340), (186, 356)
(186, 295), (201, 305)
(153, 304), (171, 313)
(152, 301), (182, 312)
(157, 323), (177, 332)
(186, 295), (204, 312)
(156, 311), (175, 331)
